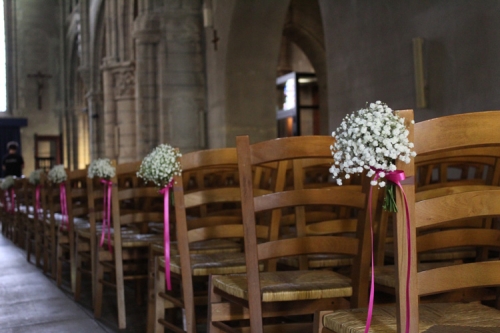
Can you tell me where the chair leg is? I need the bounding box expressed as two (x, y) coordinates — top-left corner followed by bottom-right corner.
(154, 259), (166, 333)
(69, 231), (76, 294)
(56, 245), (63, 287)
(207, 275), (224, 333)
(94, 254), (105, 318)
(74, 238), (82, 302)
(115, 252), (127, 329)
(146, 247), (157, 333)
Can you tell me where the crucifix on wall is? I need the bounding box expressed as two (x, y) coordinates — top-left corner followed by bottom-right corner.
(27, 71), (52, 110)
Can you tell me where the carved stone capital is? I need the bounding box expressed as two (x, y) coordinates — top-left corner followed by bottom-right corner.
(111, 65), (135, 99)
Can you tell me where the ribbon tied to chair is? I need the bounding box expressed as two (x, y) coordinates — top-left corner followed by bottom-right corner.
(35, 185), (41, 218)
(59, 182), (69, 232)
(366, 169), (412, 333)
(159, 180), (174, 291)
(100, 179), (113, 252)
(8, 187), (15, 214)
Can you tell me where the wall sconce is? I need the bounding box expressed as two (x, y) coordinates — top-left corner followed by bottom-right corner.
(412, 37), (428, 108)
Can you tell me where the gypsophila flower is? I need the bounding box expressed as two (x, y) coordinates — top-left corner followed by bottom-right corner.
(137, 144), (182, 188)
(48, 165), (67, 184)
(0, 176), (15, 190)
(88, 158), (116, 179)
(330, 101), (416, 187)
(29, 169), (43, 185)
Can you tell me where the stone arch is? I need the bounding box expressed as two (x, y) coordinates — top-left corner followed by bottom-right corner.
(222, 0), (291, 145)
(282, 0), (328, 135)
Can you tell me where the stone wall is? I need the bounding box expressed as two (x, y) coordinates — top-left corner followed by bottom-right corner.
(5, 0), (62, 175)
(319, 0), (500, 129)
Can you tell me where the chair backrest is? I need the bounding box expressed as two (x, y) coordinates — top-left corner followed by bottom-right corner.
(110, 161), (163, 239)
(393, 110), (500, 331)
(236, 135), (375, 328)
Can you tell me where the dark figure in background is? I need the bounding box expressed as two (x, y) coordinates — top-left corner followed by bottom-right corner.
(2, 142), (24, 177)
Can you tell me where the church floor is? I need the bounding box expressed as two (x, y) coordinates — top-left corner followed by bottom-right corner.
(0, 231), (148, 333)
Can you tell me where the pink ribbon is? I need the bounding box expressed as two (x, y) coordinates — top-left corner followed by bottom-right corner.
(160, 181), (174, 290)
(35, 185), (41, 217)
(59, 182), (69, 232)
(99, 179), (113, 252)
(9, 188), (15, 214)
(365, 170), (411, 333)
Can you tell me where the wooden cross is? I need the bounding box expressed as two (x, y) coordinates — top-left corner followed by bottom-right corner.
(212, 29), (220, 51)
(27, 71), (52, 110)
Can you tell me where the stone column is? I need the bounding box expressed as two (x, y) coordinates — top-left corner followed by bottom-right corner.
(160, 1), (206, 153)
(101, 58), (118, 160)
(133, 14), (160, 159)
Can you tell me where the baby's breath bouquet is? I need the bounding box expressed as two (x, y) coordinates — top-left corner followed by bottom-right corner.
(88, 158), (116, 179)
(330, 101), (416, 212)
(0, 176), (15, 190)
(137, 144), (182, 188)
(48, 165), (67, 184)
(29, 169), (43, 185)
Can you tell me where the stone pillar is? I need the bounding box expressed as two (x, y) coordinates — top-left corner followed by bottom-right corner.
(101, 60), (136, 163)
(101, 59), (118, 160)
(160, 1), (206, 153)
(133, 14), (160, 159)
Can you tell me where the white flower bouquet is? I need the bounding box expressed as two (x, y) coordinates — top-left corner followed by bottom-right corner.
(47, 165), (67, 184)
(29, 169), (43, 185)
(330, 101), (416, 211)
(88, 158), (116, 179)
(0, 176), (15, 190)
(137, 144), (182, 188)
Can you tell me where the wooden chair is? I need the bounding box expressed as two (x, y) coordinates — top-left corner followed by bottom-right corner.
(374, 112), (500, 294)
(94, 161), (164, 329)
(23, 177), (42, 266)
(152, 148), (270, 333)
(42, 174), (65, 279)
(55, 168), (91, 291)
(10, 177), (26, 247)
(318, 109), (500, 332)
(208, 135), (375, 333)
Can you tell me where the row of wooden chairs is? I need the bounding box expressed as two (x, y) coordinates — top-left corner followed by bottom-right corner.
(2, 110), (500, 332)
(149, 110), (500, 333)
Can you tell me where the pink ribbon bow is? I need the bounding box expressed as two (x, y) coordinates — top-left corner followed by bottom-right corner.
(365, 170), (411, 333)
(160, 181), (174, 290)
(59, 182), (69, 232)
(99, 179), (113, 252)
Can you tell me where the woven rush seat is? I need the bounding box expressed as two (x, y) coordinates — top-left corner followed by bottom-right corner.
(165, 252), (261, 276)
(107, 233), (164, 247)
(212, 270), (352, 302)
(373, 261), (459, 288)
(322, 302), (500, 333)
(152, 239), (242, 257)
(279, 254), (353, 269)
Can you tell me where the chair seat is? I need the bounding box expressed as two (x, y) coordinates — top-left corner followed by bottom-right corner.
(113, 233), (164, 247)
(279, 254), (353, 269)
(212, 270), (351, 302)
(322, 302), (500, 333)
(373, 261), (459, 288)
(163, 252), (258, 276)
(152, 239), (242, 256)
(76, 226), (137, 238)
